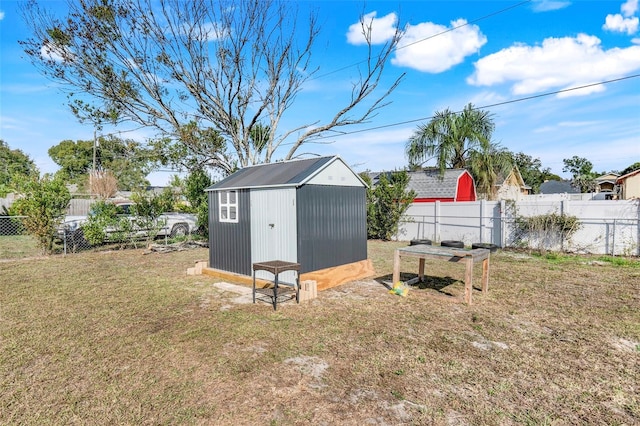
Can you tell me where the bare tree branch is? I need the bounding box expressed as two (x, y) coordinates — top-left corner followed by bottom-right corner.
(20, 0), (405, 174)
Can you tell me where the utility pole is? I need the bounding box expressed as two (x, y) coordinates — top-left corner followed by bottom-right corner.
(92, 129), (97, 175)
(92, 129), (97, 198)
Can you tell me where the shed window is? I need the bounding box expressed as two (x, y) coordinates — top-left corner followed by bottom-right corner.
(219, 190), (238, 223)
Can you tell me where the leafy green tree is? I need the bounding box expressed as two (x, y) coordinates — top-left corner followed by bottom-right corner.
(21, 0), (404, 175)
(468, 145), (512, 199)
(184, 169), (212, 236)
(48, 136), (151, 190)
(562, 156), (596, 192)
(47, 139), (93, 184)
(10, 174), (71, 254)
(361, 171), (415, 241)
(167, 169), (212, 235)
(150, 122), (231, 175)
(0, 140), (38, 196)
(619, 162), (640, 176)
(506, 151), (559, 194)
(406, 103), (509, 198)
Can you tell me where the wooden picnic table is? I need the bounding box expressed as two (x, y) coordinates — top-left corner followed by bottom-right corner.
(392, 244), (490, 304)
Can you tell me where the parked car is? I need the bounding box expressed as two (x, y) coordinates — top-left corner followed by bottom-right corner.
(57, 201), (198, 243)
(591, 191), (616, 200)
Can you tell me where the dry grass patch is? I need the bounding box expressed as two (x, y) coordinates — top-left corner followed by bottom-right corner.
(1, 242), (639, 425)
(0, 235), (43, 259)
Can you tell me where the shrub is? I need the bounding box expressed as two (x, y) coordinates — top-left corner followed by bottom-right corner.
(10, 175), (71, 254)
(515, 212), (581, 254)
(361, 171), (416, 241)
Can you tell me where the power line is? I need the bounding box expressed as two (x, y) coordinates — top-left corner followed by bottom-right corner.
(313, 0), (532, 80)
(312, 74), (640, 140)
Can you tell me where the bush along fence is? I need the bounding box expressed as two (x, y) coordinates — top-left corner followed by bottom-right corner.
(396, 199), (640, 256)
(0, 215), (197, 259)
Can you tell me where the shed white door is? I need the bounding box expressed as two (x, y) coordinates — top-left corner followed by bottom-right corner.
(250, 188), (298, 283)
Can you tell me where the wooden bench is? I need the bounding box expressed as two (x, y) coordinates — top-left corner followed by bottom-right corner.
(392, 245), (490, 305)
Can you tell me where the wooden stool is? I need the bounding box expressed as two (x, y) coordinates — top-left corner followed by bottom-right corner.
(252, 260), (301, 310)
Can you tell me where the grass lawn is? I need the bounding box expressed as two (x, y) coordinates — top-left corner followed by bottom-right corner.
(1, 241), (639, 425)
(0, 235), (43, 259)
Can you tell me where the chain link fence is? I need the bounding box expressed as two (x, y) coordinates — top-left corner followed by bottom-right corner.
(0, 216), (42, 259)
(0, 215), (203, 259)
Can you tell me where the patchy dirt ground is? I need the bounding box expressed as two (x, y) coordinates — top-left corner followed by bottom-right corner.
(185, 260), (639, 425)
(1, 243), (639, 425)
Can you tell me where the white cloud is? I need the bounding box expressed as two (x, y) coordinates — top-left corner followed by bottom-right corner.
(0, 10), (5, 21)
(603, 0), (640, 35)
(531, 1), (571, 13)
(202, 22), (229, 41)
(603, 14), (639, 34)
(467, 34), (640, 97)
(467, 91), (508, 107)
(346, 11), (398, 45)
(391, 19), (487, 73)
(40, 41), (73, 62)
(621, 0), (639, 17)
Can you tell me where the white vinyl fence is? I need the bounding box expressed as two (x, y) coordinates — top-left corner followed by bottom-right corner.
(397, 199), (640, 256)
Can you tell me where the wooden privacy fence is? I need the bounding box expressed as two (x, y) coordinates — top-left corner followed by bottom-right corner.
(396, 199), (640, 256)
(0, 196), (93, 216)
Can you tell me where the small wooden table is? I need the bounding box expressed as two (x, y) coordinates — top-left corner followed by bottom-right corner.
(392, 245), (490, 304)
(252, 260), (301, 310)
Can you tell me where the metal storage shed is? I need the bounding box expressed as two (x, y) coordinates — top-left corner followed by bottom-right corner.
(205, 155), (370, 288)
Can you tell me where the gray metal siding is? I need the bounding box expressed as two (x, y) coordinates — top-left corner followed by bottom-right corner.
(297, 185), (367, 273)
(208, 189), (252, 276)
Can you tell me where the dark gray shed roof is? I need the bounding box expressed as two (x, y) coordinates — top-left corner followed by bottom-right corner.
(207, 155), (363, 191)
(407, 169), (470, 199)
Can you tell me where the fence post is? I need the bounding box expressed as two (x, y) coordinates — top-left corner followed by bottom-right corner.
(500, 200), (506, 248)
(637, 202), (640, 256)
(560, 200), (568, 252)
(479, 200), (485, 244)
(611, 219), (616, 256)
(434, 201), (441, 243)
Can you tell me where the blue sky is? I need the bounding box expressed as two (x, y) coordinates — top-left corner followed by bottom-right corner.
(1, 0), (639, 185)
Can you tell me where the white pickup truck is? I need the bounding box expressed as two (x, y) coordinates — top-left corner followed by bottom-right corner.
(58, 201), (199, 241)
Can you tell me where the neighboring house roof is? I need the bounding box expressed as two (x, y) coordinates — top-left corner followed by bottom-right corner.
(595, 173), (619, 184)
(616, 169), (640, 183)
(207, 155), (365, 191)
(492, 166), (531, 200)
(494, 166), (531, 191)
(539, 180), (579, 194)
(405, 169), (476, 201)
(615, 169), (640, 199)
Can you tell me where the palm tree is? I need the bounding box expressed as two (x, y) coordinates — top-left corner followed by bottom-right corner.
(469, 144), (512, 199)
(406, 103), (494, 169)
(406, 103), (510, 199)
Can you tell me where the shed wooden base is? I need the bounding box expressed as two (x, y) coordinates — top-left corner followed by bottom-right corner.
(201, 259), (375, 292)
(300, 259), (375, 291)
